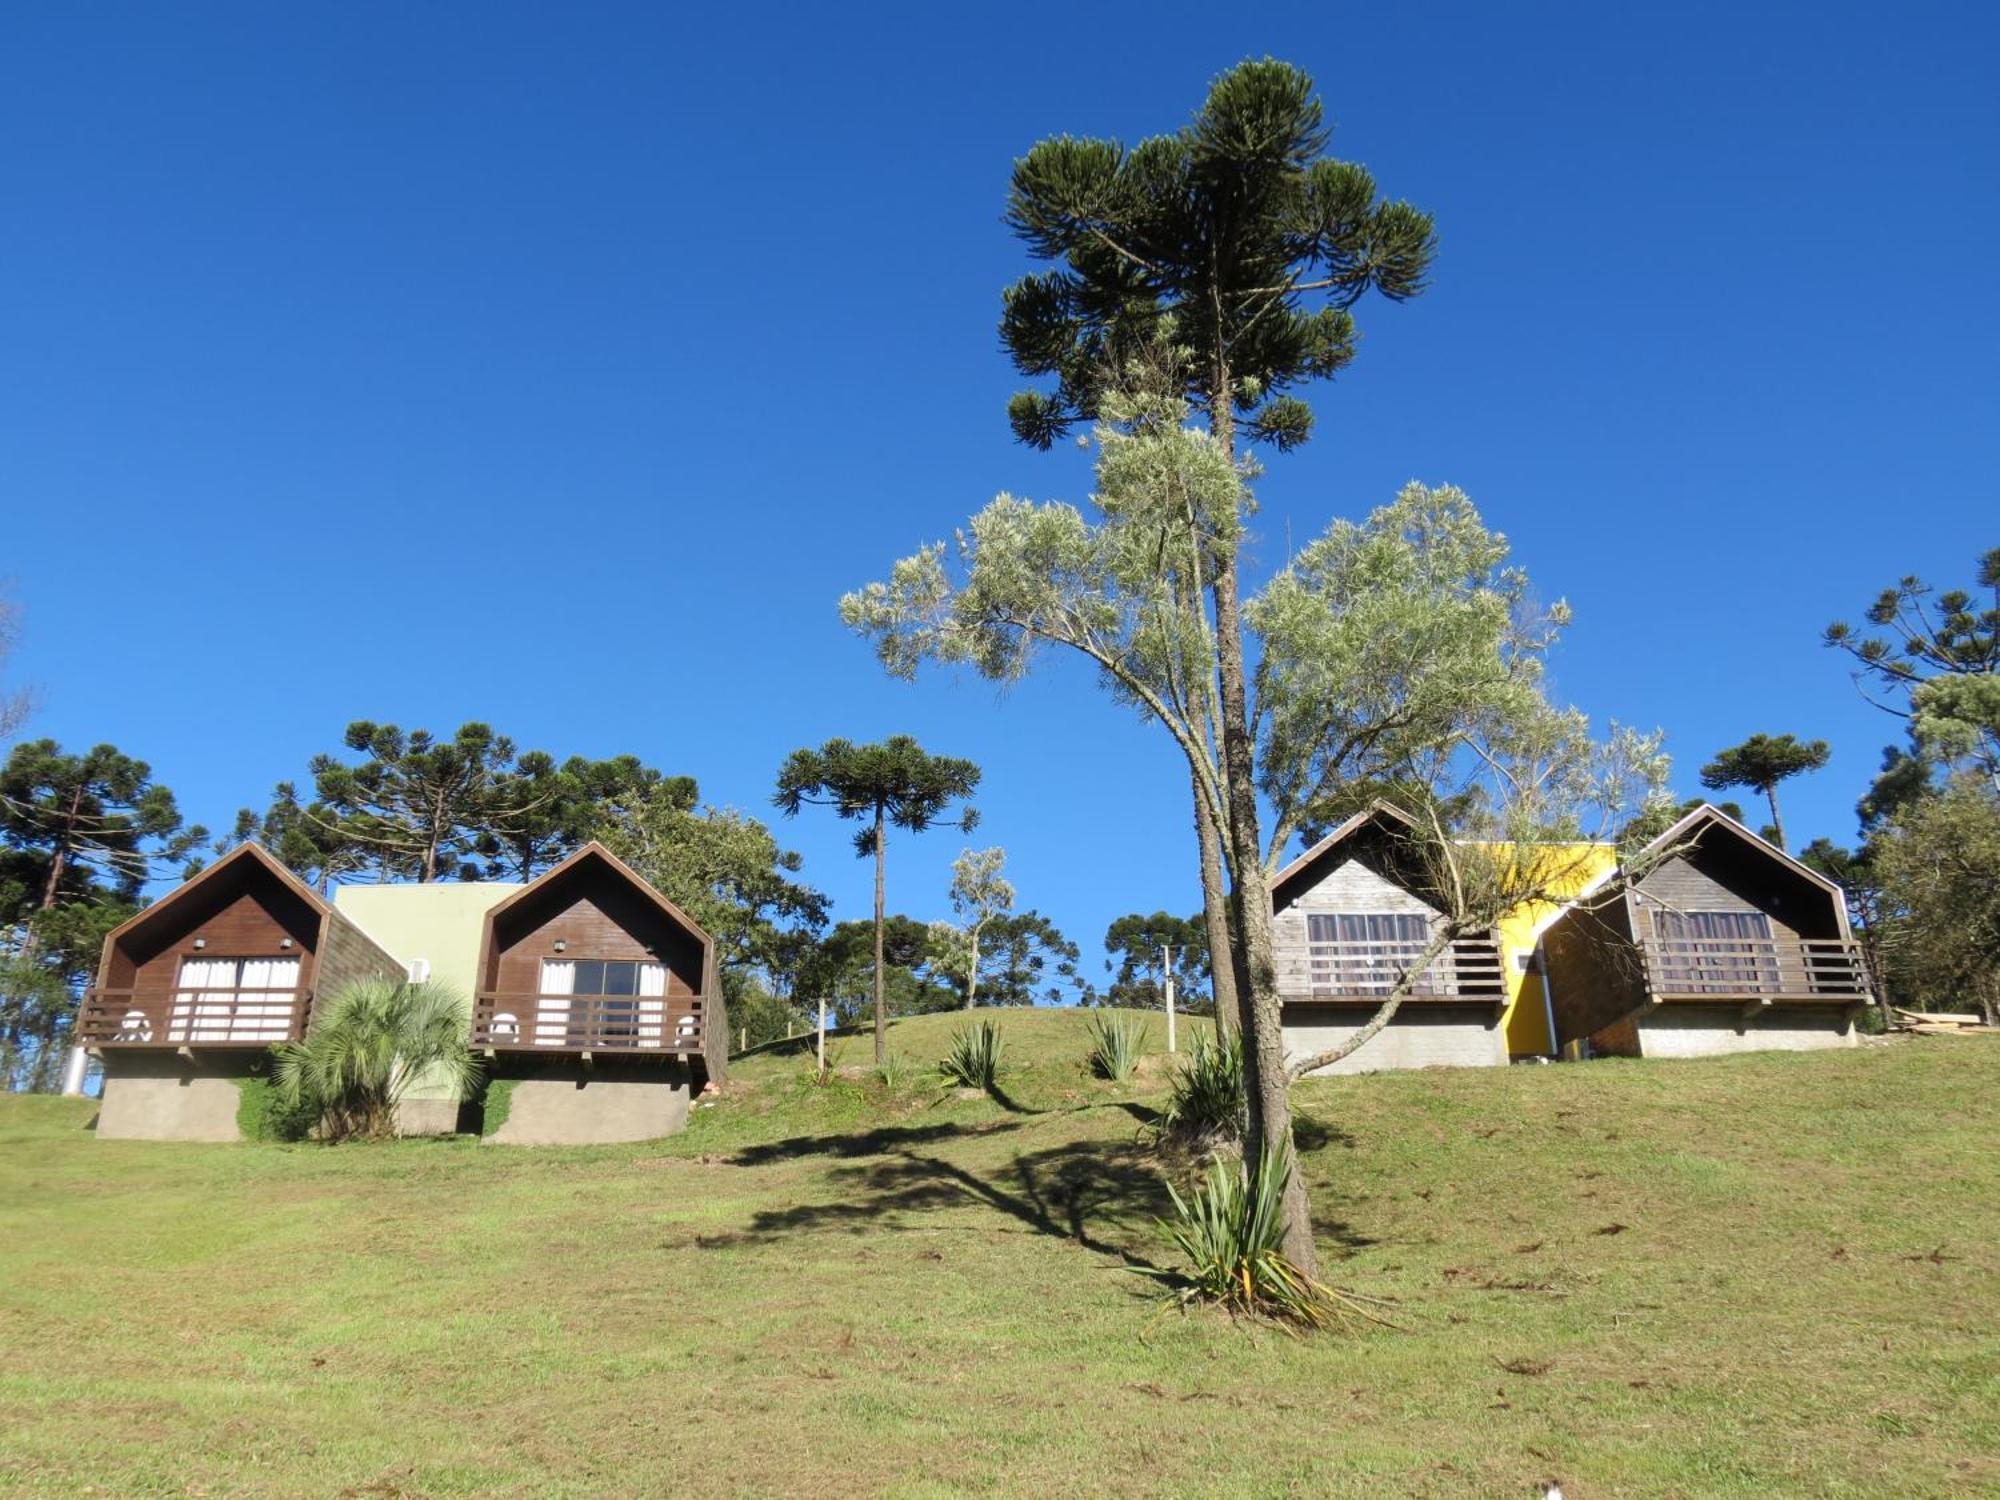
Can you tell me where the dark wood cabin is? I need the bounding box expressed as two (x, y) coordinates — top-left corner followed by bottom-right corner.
(80, 842), (402, 1050)
(1541, 803), (1871, 1057)
(471, 842), (725, 1085)
(1270, 802), (1509, 1073)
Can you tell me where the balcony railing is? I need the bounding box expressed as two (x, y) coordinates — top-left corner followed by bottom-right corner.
(471, 991), (707, 1053)
(1639, 937), (1871, 1001)
(1298, 936), (1507, 1002)
(79, 986), (313, 1047)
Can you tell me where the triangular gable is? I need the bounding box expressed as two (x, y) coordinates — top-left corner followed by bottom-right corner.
(99, 841), (331, 951)
(1269, 800), (1424, 910)
(478, 841), (714, 953)
(1629, 802), (1847, 902)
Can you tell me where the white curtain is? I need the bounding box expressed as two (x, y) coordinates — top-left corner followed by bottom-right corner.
(170, 957), (302, 1042)
(536, 960), (575, 1046)
(234, 957), (301, 1041)
(171, 958), (236, 1042)
(637, 962), (666, 1047)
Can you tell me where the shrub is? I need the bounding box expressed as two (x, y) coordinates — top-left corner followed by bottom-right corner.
(940, 1020), (1003, 1088)
(1157, 1027), (1246, 1147)
(234, 1070), (319, 1142)
(273, 978), (484, 1141)
(478, 1078), (518, 1138)
(1141, 1144), (1386, 1330)
(1086, 1011), (1148, 1082)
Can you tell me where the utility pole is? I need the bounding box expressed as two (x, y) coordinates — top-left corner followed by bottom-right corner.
(816, 998), (828, 1075)
(1162, 943), (1177, 1054)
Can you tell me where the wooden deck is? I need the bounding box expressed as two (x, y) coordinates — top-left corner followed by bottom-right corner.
(1290, 936), (1507, 1004)
(1639, 937), (1871, 1002)
(471, 991), (708, 1054)
(79, 986), (312, 1047)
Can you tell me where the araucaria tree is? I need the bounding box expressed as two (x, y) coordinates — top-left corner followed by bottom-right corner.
(773, 737), (979, 1064)
(1698, 733), (1830, 851)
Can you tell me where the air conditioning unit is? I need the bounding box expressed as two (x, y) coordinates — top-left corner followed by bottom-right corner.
(408, 958), (432, 984)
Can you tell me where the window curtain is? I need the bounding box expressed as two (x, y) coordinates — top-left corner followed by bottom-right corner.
(1651, 910), (1779, 993)
(536, 960), (575, 1046)
(635, 961), (667, 1048)
(1306, 913), (1437, 996)
(171, 958), (238, 1043)
(234, 957), (302, 1042)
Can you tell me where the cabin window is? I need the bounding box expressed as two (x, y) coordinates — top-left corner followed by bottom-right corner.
(1305, 913), (1438, 995)
(534, 958), (669, 1047)
(1649, 909), (1781, 993)
(167, 955), (303, 1043)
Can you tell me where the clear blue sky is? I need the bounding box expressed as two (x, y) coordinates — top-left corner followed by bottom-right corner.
(3, 3), (1995, 988)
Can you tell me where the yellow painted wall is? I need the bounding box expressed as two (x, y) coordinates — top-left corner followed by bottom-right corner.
(1488, 844), (1619, 1057)
(331, 882), (523, 1101)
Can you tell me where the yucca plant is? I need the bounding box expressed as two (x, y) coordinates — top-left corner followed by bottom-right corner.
(876, 1050), (909, 1090)
(1086, 1010), (1148, 1082)
(273, 978), (483, 1141)
(939, 1019), (1003, 1088)
(1140, 1144), (1391, 1330)
(1156, 1027), (1247, 1147)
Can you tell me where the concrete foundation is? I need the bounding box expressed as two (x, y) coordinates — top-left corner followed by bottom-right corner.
(394, 1097), (462, 1136)
(1635, 1004), (1859, 1059)
(1284, 1003), (1508, 1077)
(485, 1058), (692, 1145)
(95, 1053), (248, 1142)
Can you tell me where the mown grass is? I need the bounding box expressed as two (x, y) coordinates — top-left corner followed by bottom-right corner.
(1, 1011), (1994, 1498)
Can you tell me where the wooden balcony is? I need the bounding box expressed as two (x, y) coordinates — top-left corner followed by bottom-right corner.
(1639, 937), (1872, 1002)
(471, 991), (707, 1054)
(1295, 937), (1507, 1004)
(79, 986), (312, 1048)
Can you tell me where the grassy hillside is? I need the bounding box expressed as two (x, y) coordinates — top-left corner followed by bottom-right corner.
(1, 1010), (1994, 1498)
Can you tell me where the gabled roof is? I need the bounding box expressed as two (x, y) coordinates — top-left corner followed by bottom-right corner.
(1628, 801), (1847, 901)
(478, 840), (714, 952)
(100, 840), (331, 950)
(1269, 799), (1421, 906)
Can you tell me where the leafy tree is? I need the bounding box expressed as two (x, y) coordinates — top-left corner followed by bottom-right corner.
(1698, 733), (1830, 852)
(976, 910), (1091, 1008)
(595, 778), (829, 997)
(308, 721), (556, 882)
(1617, 794), (1746, 852)
(0, 585), (32, 742)
(800, 915), (958, 1027)
(273, 978), (484, 1140)
(225, 782), (374, 894)
(1872, 776), (2000, 1025)
(929, 847), (1014, 1009)
(0, 739), (205, 912)
(773, 737), (979, 1064)
(1826, 546), (2000, 788)
(1103, 911), (1211, 1012)
(477, 754), (693, 883)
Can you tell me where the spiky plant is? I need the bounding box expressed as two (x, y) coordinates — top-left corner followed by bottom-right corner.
(1086, 1010), (1148, 1082)
(940, 1019), (1004, 1088)
(1157, 1027), (1246, 1147)
(1140, 1144), (1391, 1330)
(272, 978), (482, 1141)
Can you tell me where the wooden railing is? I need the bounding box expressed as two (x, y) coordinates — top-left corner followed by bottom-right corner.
(471, 991), (707, 1053)
(1298, 937), (1507, 1002)
(1639, 937), (1871, 1001)
(78, 986), (313, 1047)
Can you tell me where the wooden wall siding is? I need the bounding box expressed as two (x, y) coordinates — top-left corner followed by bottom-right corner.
(312, 908), (407, 1016)
(1633, 856), (1803, 941)
(83, 874), (322, 1047)
(1541, 894), (1648, 1049)
(478, 859), (709, 1057)
(1273, 856), (1450, 1000)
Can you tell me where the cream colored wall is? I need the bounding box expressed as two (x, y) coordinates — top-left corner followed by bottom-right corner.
(331, 882), (523, 1104)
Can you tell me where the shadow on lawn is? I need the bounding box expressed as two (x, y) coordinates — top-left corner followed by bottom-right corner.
(730, 1119), (1026, 1167)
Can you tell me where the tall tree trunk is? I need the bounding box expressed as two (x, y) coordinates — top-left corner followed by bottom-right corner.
(964, 930), (980, 1010)
(872, 804), (887, 1066)
(1203, 355), (1318, 1277)
(1766, 786), (1787, 852)
(1191, 776), (1238, 1033)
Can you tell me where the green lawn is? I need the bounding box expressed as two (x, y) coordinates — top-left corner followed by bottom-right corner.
(1, 1011), (1995, 1498)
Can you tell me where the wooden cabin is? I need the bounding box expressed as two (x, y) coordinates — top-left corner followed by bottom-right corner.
(1271, 803), (1510, 1075)
(1540, 803), (1872, 1058)
(469, 842), (724, 1144)
(80, 843), (402, 1140)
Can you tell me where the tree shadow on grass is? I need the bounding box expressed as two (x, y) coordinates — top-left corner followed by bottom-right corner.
(730, 1119), (1026, 1168)
(737, 1138), (1177, 1273)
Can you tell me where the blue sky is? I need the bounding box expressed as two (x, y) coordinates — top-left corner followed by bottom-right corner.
(3, 3), (1995, 988)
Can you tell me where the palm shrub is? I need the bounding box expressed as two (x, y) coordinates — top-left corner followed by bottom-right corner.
(940, 1019), (1003, 1088)
(273, 978), (483, 1141)
(1086, 1010), (1147, 1082)
(1142, 1144), (1389, 1329)
(1157, 1027), (1247, 1147)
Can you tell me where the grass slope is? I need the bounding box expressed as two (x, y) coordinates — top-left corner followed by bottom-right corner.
(1, 1010), (1994, 1498)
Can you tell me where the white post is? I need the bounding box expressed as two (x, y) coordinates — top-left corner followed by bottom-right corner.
(817, 998), (827, 1073)
(60, 1045), (89, 1097)
(1163, 944), (1177, 1054)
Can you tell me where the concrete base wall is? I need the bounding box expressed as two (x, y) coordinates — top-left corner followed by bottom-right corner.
(1636, 1004), (1859, 1060)
(1284, 1004), (1508, 1077)
(395, 1097), (461, 1137)
(95, 1054), (248, 1142)
(486, 1059), (691, 1145)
